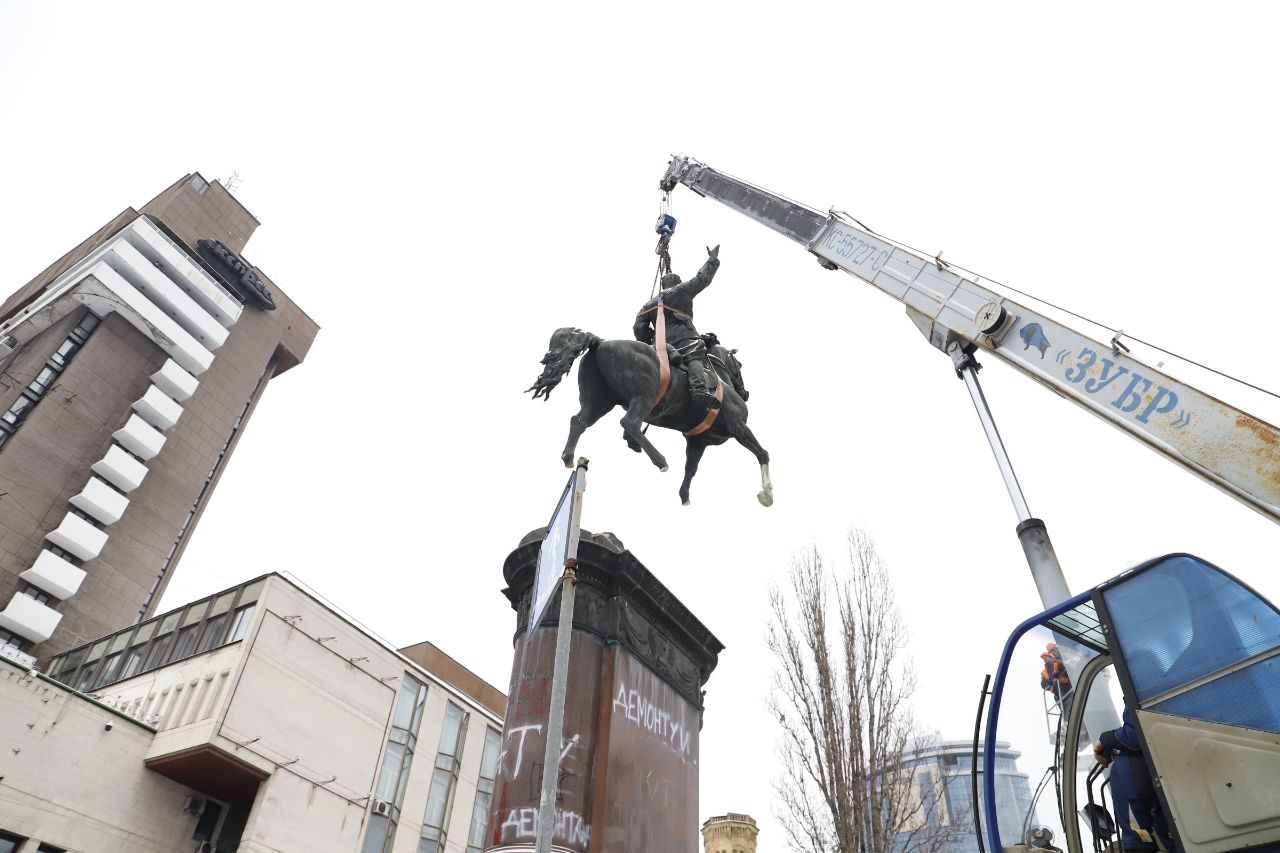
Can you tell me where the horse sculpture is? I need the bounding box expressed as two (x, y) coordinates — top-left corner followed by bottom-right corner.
(528, 327), (773, 506)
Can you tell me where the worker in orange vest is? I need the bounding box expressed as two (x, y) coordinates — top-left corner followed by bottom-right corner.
(1040, 642), (1072, 704)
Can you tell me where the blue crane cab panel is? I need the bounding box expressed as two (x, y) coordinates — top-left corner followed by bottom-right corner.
(982, 555), (1280, 853)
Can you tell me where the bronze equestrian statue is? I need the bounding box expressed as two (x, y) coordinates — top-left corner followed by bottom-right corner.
(527, 248), (772, 506)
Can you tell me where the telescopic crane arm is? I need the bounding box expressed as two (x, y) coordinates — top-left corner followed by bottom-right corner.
(660, 156), (1280, 526)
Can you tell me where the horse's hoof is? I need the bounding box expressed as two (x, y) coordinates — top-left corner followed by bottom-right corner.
(681, 499), (690, 507)
(660, 464), (669, 473)
(757, 490), (774, 507)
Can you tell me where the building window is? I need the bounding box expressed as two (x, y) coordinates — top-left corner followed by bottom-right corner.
(94, 652), (124, 688)
(119, 643), (146, 680)
(196, 612), (229, 653)
(38, 843), (67, 853)
(0, 629), (30, 653)
(228, 604), (255, 642)
(172, 624), (200, 661)
(189, 174), (209, 195)
(419, 701), (470, 853)
(465, 728), (502, 852)
(19, 584), (54, 606)
(72, 637), (110, 692)
(140, 610), (184, 672)
(363, 674), (428, 853)
(0, 311), (99, 453)
(0, 829), (27, 853)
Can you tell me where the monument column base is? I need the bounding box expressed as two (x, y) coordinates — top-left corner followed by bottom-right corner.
(484, 529), (723, 853)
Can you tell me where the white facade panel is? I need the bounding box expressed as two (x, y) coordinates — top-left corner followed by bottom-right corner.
(45, 512), (109, 561)
(0, 593), (63, 643)
(20, 550), (87, 600)
(92, 444), (149, 492)
(128, 216), (243, 328)
(113, 414), (166, 460)
(80, 262), (214, 374)
(132, 385), (183, 431)
(150, 359), (198, 402)
(69, 476), (130, 526)
(103, 240), (229, 350)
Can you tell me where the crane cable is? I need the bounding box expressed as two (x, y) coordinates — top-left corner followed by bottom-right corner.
(703, 160), (1280, 403)
(651, 191), (674, 298)
(647, 190), (676, 411)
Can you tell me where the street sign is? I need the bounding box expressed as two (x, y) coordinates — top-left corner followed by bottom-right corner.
(530, 470), (577, 630)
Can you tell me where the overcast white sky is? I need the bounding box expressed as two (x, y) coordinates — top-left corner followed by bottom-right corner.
(4, 2), (1280, 848)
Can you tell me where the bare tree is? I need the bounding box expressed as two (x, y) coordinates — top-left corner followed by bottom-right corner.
(767, 529), (965, 853)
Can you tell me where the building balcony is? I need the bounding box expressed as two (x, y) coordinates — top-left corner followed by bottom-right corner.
(127, 216), (243, 329)
(103, 239), (229, 351)
(81, 262), (214, 375)
(151, 359), (199, 403)
(45, 512), (109, 561)
(0, 593), (62, 643)
(20, 550), (87, 600)
(113, 414), (166, 460)
(69, 476), (130, 526)
(92, 444), (149, 492)
(132, 385), (183, 431)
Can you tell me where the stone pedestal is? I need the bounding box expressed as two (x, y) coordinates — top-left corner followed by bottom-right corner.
(484, 530), (723, 853)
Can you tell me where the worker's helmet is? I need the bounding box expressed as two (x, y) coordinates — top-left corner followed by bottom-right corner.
(660, 273), (681, 290)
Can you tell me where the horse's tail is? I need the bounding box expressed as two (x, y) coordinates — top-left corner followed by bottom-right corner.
(527, 327), (602, 401)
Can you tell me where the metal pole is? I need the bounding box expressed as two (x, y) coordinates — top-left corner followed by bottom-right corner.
(960, 364), (1032, 523)
(535, 459), (588, 853)
(958, 363), (1071, 609)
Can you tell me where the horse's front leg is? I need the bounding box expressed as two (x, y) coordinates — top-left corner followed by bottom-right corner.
(619, 400), (668, 472)
(562, 391), (613, 467)
(561, 412), (589, 467)
(680, 437), (710, 506)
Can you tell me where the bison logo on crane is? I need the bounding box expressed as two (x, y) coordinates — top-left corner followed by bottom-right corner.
(1019, 323), (1051, 358)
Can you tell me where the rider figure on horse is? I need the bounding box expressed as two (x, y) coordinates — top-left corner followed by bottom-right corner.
(633, 244), (724, 410)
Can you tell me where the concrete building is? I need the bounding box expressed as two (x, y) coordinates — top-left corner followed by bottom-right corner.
(0, 174), (319, 664)
(1, 573), (506, 853)
(897, 740), (1037, 853)
(701, 813), (759, 853)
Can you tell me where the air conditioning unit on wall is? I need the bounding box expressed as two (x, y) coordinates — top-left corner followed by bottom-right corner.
(373, 799), (392, 817)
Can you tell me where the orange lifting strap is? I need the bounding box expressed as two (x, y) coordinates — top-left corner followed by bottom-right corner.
(652, 297), (672, 408)
(683, 375), (723, 436)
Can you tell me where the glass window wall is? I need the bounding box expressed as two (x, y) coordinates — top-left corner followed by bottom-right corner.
(48, 574), (270, 692)
(419, 702), (469, 853)
(362, 674), (428, 853)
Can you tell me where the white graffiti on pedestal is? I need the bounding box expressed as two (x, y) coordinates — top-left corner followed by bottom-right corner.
(495, 723), (543, 776)
(500, 806), (592, 848)
(611, 682), (693, 764)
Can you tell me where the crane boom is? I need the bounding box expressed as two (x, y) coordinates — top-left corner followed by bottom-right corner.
(661, 156), (1280, 524)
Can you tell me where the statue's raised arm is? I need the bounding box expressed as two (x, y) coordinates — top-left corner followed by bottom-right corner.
(671, 244), (720, 300)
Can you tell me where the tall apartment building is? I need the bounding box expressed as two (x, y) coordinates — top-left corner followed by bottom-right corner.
(0, 174), (318, 664)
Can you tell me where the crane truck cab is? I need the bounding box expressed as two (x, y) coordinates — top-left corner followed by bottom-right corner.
(980, 554), (1280, 853)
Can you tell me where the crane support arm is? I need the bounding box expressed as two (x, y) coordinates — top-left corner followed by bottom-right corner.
(660, 156), (1280, 524)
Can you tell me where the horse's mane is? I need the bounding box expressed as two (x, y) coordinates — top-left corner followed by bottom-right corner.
(527, 327), (602, 400)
